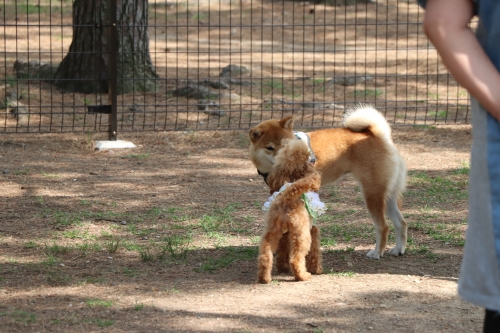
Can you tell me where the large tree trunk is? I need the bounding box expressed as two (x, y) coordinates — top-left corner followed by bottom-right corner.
(53, 0), (158, 94)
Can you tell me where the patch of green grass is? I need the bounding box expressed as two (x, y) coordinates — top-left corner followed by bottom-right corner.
(261, 79), (284, 94)
(42, 254), (58, 267)
(199, 215), (223, 233)
(18, 4), (45, 14)
(0, 310), (36, 324)
(3, 75), (17, 89)
(410, 221), (465, 246)
(413, 124), (436, 130)
(105, 238), (121, 253)
(47, 270), (71, 285)
(122, 153), (150, 159)
(24, 241), (38, 249)
(13, 169), (30, 175)
(427, 110), (448, 118)
(326, 246), (356, 255)
(127, 224), (154, 237)
(35, 196), (44, 205)
(76, 241), (102, 253)
(321, 238), (337, 247)
(158, 234), (192, 259)
(329, 270), (356, 277)
(354, 89), (384, 98)
(121, 240), (141, 251)
(250, 236), (261, 244)
(312, 78), (326, 85)
(319, 212), (372, 243)
(78, 277), (104, 285)
(123, 267), (140, 277)
(62, 229), (91, 240)
(407, 244), (430, 254)
(165, 286), (181, 294)
(142, 207), (190, 223)
(86, 299), (113, 307)
(41, 172), (59, 178)
(199, 203), (242, 233)
(191, 12), (209, 21)
(95, 318), (114, 327)
(90, 210), (125, 220)
(407, 171), (468, 204)
(454, 161), (470, 175)
(43, 209), (83, 227)
(195, 246), (258, 272)
(139, 247), (155, 262)
(44, 243), (71, 255)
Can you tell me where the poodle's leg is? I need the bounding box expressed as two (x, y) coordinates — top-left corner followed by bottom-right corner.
(386, 195), (407, 256)
(257, 227), (283, 284)
(364, 190), (389, 259)
(275, 233), (290, 273)
(306, 225), (323, 274)
(289, 223), (312, 281)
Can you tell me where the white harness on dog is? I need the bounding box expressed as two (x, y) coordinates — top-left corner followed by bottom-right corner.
(262, 182), (327, 223)
(293, 131), (316, 165)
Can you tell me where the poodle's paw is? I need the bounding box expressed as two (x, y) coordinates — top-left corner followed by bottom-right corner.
(310, 182), (321, 192)
(257, 266), (272, 284)
(294, 271), (311, 281)
(257, 273), (272, 284)
(306, 259), (323, 274)
(366, 249), (383, 259)
(310, 265), (323, 275)
(388, 246), (405, 256)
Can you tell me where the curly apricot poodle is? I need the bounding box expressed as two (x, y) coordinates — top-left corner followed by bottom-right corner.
(257, 139), (325, 283)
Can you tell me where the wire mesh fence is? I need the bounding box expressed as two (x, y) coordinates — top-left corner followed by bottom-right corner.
(1, 0), (470, 135)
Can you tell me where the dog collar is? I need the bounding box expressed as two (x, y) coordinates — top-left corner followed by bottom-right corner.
(258, 170), (269, 185)
(293, 132), (316, 165)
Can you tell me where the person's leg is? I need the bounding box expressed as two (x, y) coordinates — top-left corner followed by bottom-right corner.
(483, 309), (500, 333)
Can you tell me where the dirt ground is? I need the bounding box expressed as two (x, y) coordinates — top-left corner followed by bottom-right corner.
(0, 123), (483, 333)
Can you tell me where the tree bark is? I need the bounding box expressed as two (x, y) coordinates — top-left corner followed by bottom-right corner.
(53, 0), (158, 94)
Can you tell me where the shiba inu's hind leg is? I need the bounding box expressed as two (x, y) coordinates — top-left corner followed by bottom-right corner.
(364, 191), (389, 259)
(386, 195), (407, 256)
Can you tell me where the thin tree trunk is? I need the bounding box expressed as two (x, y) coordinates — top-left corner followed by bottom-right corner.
(53, 0), (158, 94)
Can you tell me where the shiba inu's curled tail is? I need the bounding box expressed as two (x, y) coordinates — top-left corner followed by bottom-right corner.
(343, 105), (393, 144)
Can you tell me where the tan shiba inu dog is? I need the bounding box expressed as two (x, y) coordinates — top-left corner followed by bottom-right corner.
(249, 106), (407, 259)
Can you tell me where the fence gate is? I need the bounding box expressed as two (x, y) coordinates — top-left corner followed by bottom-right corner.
(1, 0), (470, 136)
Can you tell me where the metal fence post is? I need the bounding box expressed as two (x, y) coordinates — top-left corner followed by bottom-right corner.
(107, 0), (118, 141)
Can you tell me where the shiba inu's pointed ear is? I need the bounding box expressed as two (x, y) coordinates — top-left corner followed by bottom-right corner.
(249, 128), (263, 142)
(280, 116), (294, 131)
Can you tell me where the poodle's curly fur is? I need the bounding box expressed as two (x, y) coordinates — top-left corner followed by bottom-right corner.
(257, 139), (323, 283)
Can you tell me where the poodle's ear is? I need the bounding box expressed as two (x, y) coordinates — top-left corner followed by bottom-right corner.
(249, 128), (263, 142)
(279, 116), (294, 131)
